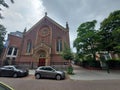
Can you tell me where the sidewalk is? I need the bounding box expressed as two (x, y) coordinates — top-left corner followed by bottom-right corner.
(29, 69), (35, 75)
(69, 65), (120, 80)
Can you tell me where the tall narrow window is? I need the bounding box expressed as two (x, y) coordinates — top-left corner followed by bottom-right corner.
(7, 47), (13, 55)
(26, 40), (32, 53)
(56, 39), (62, 52)
(13, 48), (17, 55)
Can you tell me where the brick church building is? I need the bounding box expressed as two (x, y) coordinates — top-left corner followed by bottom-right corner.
(1, 13), (70, 68)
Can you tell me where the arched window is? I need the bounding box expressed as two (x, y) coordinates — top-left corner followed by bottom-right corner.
(39, 51), (46, 58)
(56, 39), (62, 52)
(26, 40), (32, 53)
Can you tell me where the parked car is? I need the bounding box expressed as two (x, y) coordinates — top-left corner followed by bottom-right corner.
(0, 65), (29, 78)
(0, 82), (14, 90)
(35, 66), (65, 80)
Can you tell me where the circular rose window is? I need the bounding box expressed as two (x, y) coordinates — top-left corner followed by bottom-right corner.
(40, 28), (50, 36)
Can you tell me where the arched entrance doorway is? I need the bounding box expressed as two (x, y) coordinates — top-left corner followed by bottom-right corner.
(38, 50), (46, 66)
(33, 43), (51, 67)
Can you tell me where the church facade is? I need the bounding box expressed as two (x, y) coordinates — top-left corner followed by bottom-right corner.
(1, 13), (70, 68)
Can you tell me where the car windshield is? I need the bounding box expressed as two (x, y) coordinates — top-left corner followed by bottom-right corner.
(44, 67), (54, 71)
(14, 66), (23, 69)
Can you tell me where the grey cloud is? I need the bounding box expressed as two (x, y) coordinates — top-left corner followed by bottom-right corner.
(42, 0), (120, 50)
(42, 0), (120, 24)
(2, 0), (45, 33)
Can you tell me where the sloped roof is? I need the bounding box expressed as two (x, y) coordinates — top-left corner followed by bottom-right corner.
(26, 14), (68, 34)
(9, 31), (23, 38)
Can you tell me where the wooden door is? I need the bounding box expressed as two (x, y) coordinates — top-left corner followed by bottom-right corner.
(38, 58), (45, 66)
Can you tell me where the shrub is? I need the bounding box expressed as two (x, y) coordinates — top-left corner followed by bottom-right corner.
(67, 65), (73, 74)
(82, 60), (101, 68)
(106, 59), (120, 69)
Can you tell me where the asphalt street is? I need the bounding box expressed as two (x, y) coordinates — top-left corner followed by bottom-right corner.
(1, 65), (120, 90)
(1, 77), (120, 90)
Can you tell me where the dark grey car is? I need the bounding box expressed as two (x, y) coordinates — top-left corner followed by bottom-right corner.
(35, 66), (65, 80)
(0, 65), (29, 78)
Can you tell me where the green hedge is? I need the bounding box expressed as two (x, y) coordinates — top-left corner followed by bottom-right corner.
(106, 59), (120, 69)
(82, 60), (101, 68)
(67, 65), (74, 74)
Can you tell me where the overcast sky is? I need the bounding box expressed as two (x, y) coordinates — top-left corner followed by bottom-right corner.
(1, 0), (120, 51)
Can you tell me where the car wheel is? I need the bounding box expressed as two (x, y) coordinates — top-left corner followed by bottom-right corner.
(56, 75), (61, 80)
(35, 74), (41, 79)
(13, 73), (18, 78)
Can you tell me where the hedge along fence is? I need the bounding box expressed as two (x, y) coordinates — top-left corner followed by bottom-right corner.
(106, 59), (120, 69)
(75, 59), (120, 70)
(81, 60), (101, 68)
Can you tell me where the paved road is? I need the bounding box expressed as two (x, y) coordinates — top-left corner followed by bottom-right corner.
(1, 65), (120, 90)
(1, 76), (120, 90)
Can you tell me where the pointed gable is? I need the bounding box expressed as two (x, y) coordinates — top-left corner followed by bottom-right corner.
(26, 13), (68, 35)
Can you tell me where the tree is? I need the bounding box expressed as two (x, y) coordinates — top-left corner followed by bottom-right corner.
(61, 43), (74, 74)
(112, 27), (120, 53)
(0, 0), (14, 55)
(0, 0), (14, 19)
(73, 20), (99, 61)
(99, 10), (120, 53)
(61, 43), (73, 62)
(0, 24), (6, 55)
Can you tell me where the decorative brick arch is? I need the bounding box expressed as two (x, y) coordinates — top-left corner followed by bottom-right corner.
(33, 43), (51, 66)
